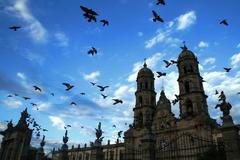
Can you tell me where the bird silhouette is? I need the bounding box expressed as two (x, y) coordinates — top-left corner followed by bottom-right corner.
(100, 19), (109, 26)
(180, 41), (188, 50)
(50, 93), (54, 96)
(23, 96), (31, 100)
(152, 10), (164, 23)
(112, 125), (116, 128)
(113, 99), (123, 105)
(220, 19), (228, 26)
(80, 6), (98, 22)
(156, 0), (165, 5)
(170, 60), (178, 64)
(80, 92), (85, 95)
(215, 90), (219, 95)
(33, 85), (42, 92)
(88, 47), (97, 56)
(31, 103), (37, 106)
(172, 99), (178, 105)
(9, 26), (21, 31)
(7, 94), (13, 98)
(125, 122), (128, 125)
(163, 60), (171, 68)
(90, 82), (97, 86)
(223, 67), (231, 72)
(118, 131), (123, 138)
(97, 85), (109, 91)
(101, 94), (107, 99)
(237, 92), (240, 95)
(70, 102), (77, 106)
(62, 83), (74, 91)
(14, 93), (18, 96)
(156, 71), (166, 78)
(43, 129), (48, 132)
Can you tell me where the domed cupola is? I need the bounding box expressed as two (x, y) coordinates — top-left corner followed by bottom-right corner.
(156, 90), (171, 114)
(178, 48), (197, 62)
(137, 62), (154, 79)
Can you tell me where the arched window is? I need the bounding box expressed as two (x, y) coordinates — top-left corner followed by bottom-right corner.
(139, 96), (143, 106)
(186, 100), (193, 116)
(184, 81), (190, 93)
(145, 81), (148, 89)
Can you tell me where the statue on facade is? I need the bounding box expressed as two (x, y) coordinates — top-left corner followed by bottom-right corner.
(95, 122), (104, 144)
(63, 129), (69, 144)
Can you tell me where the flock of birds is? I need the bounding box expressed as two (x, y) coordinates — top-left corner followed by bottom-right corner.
(3, 0), (239, 143)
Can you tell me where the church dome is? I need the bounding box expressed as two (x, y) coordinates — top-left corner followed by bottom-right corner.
(178, 49), (196, 60)
(137, 62), (154, 78)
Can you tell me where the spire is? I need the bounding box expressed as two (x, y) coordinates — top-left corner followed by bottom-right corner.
(16, 108), (30, 129)
(143, 58), (147, 68)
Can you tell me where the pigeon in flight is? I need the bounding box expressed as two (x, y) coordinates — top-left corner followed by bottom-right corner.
(97, 85), (109, 91)
(80, 92), (85, 95)
(100, 19), (109, 26)
(170, 60), (178, 64)
(7, 94), (13, 98)
(9, 26), (21, 31)
(101, 94), (107, 99)
(23, 96), (31, 100)
(152, 10), (164, 23)
(33, 85), (42, 92)
(80, 6), (98, 22)
(156, 72), (166, 78)
(43, 129), (48, 132)
(124, 122), (128, 126)
(172, 99), (178, 105)
(112, 125), (116, 128)
(31, 103), (37, 106)
(118, 131), (123, 138)
(223, 67), (231, 72)
(156, 0), (165, 5)
(90, 82), (97, 86)
(62, 83), (74, 91)
(180, 41), (188, 50)
(237, 92), (240, 95)
(113, 99), (123, 105)
(163, 60), (171, 68)
(14, 93), (18, 96)
(88, 47), (97, 56)
(215, 90), (219, 95)
(220, 19), (228, 26)
(50, 93), (54, 96)
(70, 102), (77, 106)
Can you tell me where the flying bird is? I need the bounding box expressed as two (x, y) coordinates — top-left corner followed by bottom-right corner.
(50, 93), (54, 96)
(70, 102), (77, 106)
(14, 93), (18, 96)
(101, 94), (107, 99)
(80, 92), (85, 95)
(156, 71), (166, 78)
(156, 0), (165, 5)
(90, 82), (97, 86)
(112, 125), (116, 128)
(152, 10), (164, 23)
(88, 47), (97, 56)
(43, 129), (48, 132)
(31, 103), (37, 106)
(223, 67), (231, 72)
(220, 19), (228, 26)
(163, 60), (171, 68)
(215, 90), (219, 95)
(64, 124), (72, 130)
(113, 99), (123, 105)
(180, 41), (188, 50)
(97, 85), (109, 91)
(100, 19), (109, 26)
(33, 85), (42, 92)
(84, 14), (97, 22)
(170, 60), (178, 64)
(9, 26), (21, 31)
(62, 83), (74, 91)
(124, 123), (128, 126)
(80, 6), (98, 22)
(23, 96), (31, 100)
(118, 131), (123, 138)
(7, 94), (13, 98)
(237, 92), (240, 95)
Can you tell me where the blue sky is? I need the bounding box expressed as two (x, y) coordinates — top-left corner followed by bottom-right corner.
(0, 0), (240, 152)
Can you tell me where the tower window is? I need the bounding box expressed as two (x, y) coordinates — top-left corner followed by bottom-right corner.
(184, 81), (190, 93)
(140, 83), (143, 89)
(189, 65), (194, 72)
(145, 81), (148, 89)
(186, 100), (193, 116)
(139, 96), (143, 106)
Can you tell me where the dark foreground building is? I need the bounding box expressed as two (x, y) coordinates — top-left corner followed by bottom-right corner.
(52, 48), (240, 160)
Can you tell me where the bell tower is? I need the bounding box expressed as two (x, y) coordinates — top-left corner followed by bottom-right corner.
(133, 61), (156, 128)
(177, 47), (209, 119)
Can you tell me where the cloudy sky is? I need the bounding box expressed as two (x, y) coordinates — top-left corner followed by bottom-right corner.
(0, 0), (240, 151)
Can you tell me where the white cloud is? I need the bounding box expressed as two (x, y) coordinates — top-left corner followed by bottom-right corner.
(35, 102), (52, 111)
(49, 116), (65, 130)
(145, 29), (171, 48)
(176, 11), (196, 30)
(198, 41), (209, 48)
(0, 122), (7, 131)
(128, 52), (163, 82)
(138, 32), (143, 37)
(22, 51), (45, 65)
(114, 85), (129, 98)
(17, 72), (26, 80)
(83, 71), (100, 81)
(3, 99), (22, 108)
(203, 57), (216, 65)
(54, 32), (69, 47)
(7, 0), (47, 42)
(230, 53), (240, 68)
